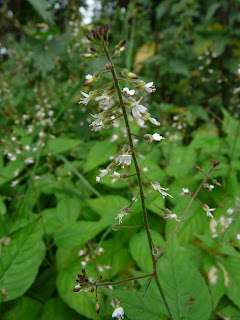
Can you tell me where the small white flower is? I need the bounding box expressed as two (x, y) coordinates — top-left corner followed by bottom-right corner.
(131, 98), (148, 118)
(79, 91), (90, 105)
(13, 168), (19, 177)
(179, 188), (191, 195)
(237, 234), (240, 240)
(95, 94), (111, 109)
(11, 137), (16, 142)
(96, 169), (108, 182)
(24, 157), (34, 165)
(25, 145), (31, 151)
(86, 74), (93, 80)
(39, 131), (45, 138)
(117, 154), (131, 166)
(89, 113), (103, 131)
(81, 261), (87, 266)
(110, 171), (121, 179)
(227, 208), (233, 215)
(202, 204), (215, 218)
(152, 133), (164, 141)
(149, 117), (160, 126)
(123, 87), (135, 96)
(98, 247), (104, 253)
(112, 307), (124, 319)
(144, 133), (164, 143)
(145, 82), (156, 93)
(11, 180), (19, 187)
(110, 134), (118, 142)
(150, 181), (173, 199)
(16, 148), (21, 155)
(78, 250), (85, 256)
(8, 153), (16, 161)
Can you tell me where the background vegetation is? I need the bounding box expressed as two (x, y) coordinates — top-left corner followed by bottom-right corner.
(0, 0), (240, 319)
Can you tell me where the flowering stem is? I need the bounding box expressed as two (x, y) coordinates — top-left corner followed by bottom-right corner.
(102, 42), (173, 320)
(156, 166), (215, 261)
(96, 273), (154, 287)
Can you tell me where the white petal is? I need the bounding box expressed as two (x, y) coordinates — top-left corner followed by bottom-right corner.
(149, 117), (160, 126)
(132, 107), (140, 118)
(137, 104), (148, 113)
(146, 82), (153, 87)
(80, 91), (89, 98)
(125, 155), (132, 165)
(86, 74), (92, 79)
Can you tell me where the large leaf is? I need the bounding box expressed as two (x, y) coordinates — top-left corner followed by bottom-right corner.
(217, 256), (240, 309)
(47, 137), (81, 154)
(115, 290), (168, 320)
(27, 0), (55, 25)
(2, 296), (42, 320)
(0, 222), (45, 302)
(130, 231), (212, 320)
(84, 140), (117, 172)
(40, 297), (79, 320)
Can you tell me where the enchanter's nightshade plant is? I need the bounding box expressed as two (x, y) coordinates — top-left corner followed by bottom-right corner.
(73, 24), (222, 319)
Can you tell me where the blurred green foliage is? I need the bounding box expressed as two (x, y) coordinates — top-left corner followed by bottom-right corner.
(0, 0), (240, 319)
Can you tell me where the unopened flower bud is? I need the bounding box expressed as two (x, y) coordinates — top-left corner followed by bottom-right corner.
(195, 165), (201, 171)
(104, 23), (109, 33)
(119, 40), (126, 47)
(90, 47), (98, 52)
(119, 46), (126, 53)
(96, 302), (100, 314)
(86, 34), (93, 41)
(127, 72), (138, 79)
(216, 182), (222, 188)
(106, 64), (111, 70)
(82, 269), (86, 274)
(97, 274), (103, 280)
(81, 53), (94, 59)
(212, 160), (220, 167)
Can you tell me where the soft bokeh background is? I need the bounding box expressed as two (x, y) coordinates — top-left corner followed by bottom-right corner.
(0, 1), (240, 319)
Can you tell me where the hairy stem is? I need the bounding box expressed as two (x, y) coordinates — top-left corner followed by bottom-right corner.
(102, 42), (173, 320)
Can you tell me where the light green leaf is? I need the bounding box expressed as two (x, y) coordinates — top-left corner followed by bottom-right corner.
(48, 138), (81, 154)
(84, 140), (117, 172)
(130, 230), (165, 273)
(26, 0), (55, 25)
(217, 257), (240, 308)
(56, 197), (80, 224)
(2, 296), (42, 320)
(54, 220), (108, 248)
(40, 297), (79, 320)
(156, 248), (212, 320)
(0, 222), (45, 302)
(115, 290), (168, 320)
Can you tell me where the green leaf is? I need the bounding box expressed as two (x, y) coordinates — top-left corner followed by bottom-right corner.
(0, 222), (45, 302)
(47, 138), (81, 154)
(2, 296), (42, 320)
(26, 0), (55, 25)
(217, 257), (240, 308)
(84, 140), (117, 172)
(130, 230), (165, 273)
(54, 220), (107, 248)
(156, 248), (212, 320)
(40, 297), (79, 320)
(115, 290), (168, 320)
(165, 146), (196, 179)
(56, 197), (80, 225)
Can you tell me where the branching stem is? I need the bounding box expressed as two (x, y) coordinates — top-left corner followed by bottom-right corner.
(102, 42), (173, 320)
